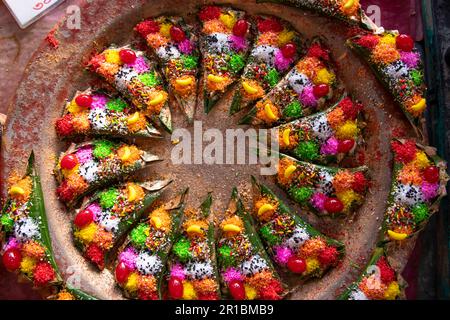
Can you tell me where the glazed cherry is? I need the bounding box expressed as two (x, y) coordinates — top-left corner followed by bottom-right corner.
(313, 84), (330, 98)
(423, 166), (439, 183)
(115, 262), (131, 285)
(119, 49), (137, 64)
(170, 26), (186, 42)
(338, 139), (355, 153)
(168, 276), (184, 299)
(75, 94), (93, 108)
(287, 256), (306, 274)
(280, 43), (297, 59)
(233, 19), (248, 37)
(228, 280), (245, 300)
(396, 34), (414, 52)
(2, 248), (22, 271)
(74, 209), (94, 228)
(60, 154), (79, 170)
(324, 198), (344, 214)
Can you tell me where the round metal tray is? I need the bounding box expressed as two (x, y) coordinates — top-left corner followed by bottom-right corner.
(0, 0), (419, 299)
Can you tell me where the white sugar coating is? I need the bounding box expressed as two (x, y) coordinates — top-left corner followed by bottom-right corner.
(205, 33), (231, 53)
(88, 108), (109, 130)
(349, 289), (369, 300)
(156, 45), (181, 60)
(316, 170), (335, 195)
(283, 226), (310, 251)
(114, 67), (139, 93)
(384, 61), (409, 79)
(288, 70), (311, 95)
(14, 217), (40, 242)
(250, 45), (277, 67)
(98, 212), (120, 233)
(240, 254), (268, 276)
(185, 261), (214, 280)
(393, 183), (424, 206)
(135, 252), (163, 276)
(311, 113), (333, 142)
(78, 160), (99, 183)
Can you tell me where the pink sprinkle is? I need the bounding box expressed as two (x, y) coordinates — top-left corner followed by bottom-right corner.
(75, 146), (93, 164)
(3, 237), (21, 251)
(178, 39), (194, 55)
(400, 51), (420, 69)
(320, 136), (339, 155)
(223, 267), (243, 283)
(310, 192), (328, 211)
(91, 94), (108, 109)
(170, 263), (186, 280)
(421, 181), (438, 201)
(87, 202), (103, 220)
(229, 35), (248, 53)
(300, 86), (318, 107)
(119, 247), (138, 270)
(274, 246), (293, 266)
(274, 49), (293, 72)
(126, 56), (150, 74)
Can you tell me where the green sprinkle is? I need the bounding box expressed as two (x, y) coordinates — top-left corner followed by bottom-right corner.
(410, 69), (423, 86)
(260, 225), (281, 246)
(106, 98), (127, 112)
(172, 236), (192, 262)
(289, 186), (314, 204)
(182, 55), (198, 70)
(283, 101), (303, 118)
(0, 214), (14, 232)
(138, 72), (160, 87)
(130, 223), (149, 248)
(265, 69), (280, 88)
(99, 188), (119, 209)
(218, 245), (235, 268)
(293, 141), (319, 161)
(93, 140), (114, 159)
(412, 203), (429, 224)
(229, 54), (245, 73)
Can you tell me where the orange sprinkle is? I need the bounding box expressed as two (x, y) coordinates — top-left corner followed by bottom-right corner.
(257, 32), (279, 46)
(202, 19), (229, 34)
(327, 107), (346, 129)
(22, 241), (46, 260)
(255, 100), (280, 125)
(397, 163), (422, 185)
(371, 43), (400, 65)
(146, 33), (169, 49)
(298, 237), (327, 258)
(332, 170), (355, 193)
(193, 278), (218, 295)
(295, 57), (324, 79)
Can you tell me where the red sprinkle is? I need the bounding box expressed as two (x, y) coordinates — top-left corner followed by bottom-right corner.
(257, 17), (283, 33)
(391, 140), (417, 164)
(339, 97), (362, 120)
(199, 6), (221, 21)
(258, 279), (283, 300)
(85, 244), (104, 269)
(33, 262), (55, 287)
(318, 246), (339, 266)
(376, 256), (396, 284)
(352, 172), (368, 193)
(135, 20), (160, 38)
(88, 53), (106, 71)
(45, 28), (59, 49)
(56, 181), (75, 202)
(307, 43), (330, 61)
(355, 35), (380, 50)
(55, 114), (74, 136)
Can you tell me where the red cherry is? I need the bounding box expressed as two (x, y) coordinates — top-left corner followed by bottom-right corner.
(423, 166), (439, 183)
(287, 256), (306, 274)
(119, 49), (137, 64)
(396, 34), (414, 52)
(168, 276), (184, 299)
(232, 19), (248, 37)
(324, 198), (344, 214)
(74, 209), (94, 228)
(60, 154), (79, 170)
(313, 84), (330, 98)
(280, 43), (297, 59)
(75, 94), (93, 108)
(2, 248), (22, 271)
(338, 139), (355, 153)
(115, 262), (131, 285)
(228, 280), (245, 300)
(170, 26), (186, 42)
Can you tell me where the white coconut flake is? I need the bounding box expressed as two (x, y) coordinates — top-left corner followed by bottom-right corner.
(78, 159), (99, 183)
(288, 70), (311, 95)
(316, 170), (335, 195)
(240, 254), (268, 276)
(349, 289), (369, 300)
(283, 226), (310, 251)
(205, 33), (231, 53)
(114, 67), (139, 93)
(311, 113), (333, 142)
(88, 108), (109, 131)
(393, 183), (424, 206)
(384, 61), (409, 79)
(135, 252), (163, 275)
(14, 217), (40, 242)
(185, 261), (214, 280)
(250, 45), (277, 67)
(156, 45), (181, 60)
(98, 212), (120, 233)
